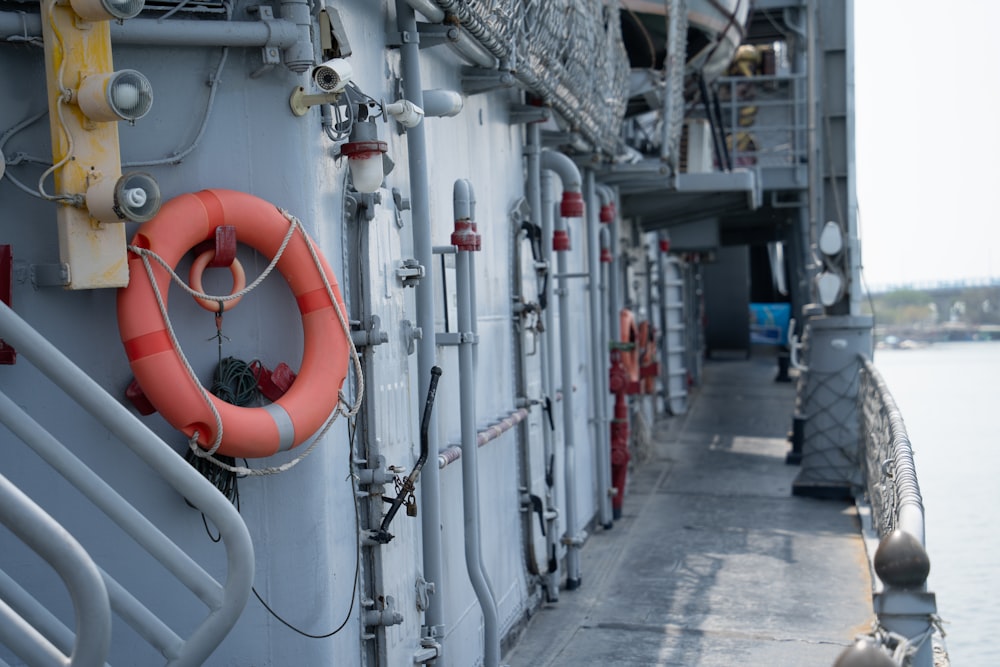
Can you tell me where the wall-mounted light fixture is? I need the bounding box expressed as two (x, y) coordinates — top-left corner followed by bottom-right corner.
(76, 70), (154, 124)
(40, 0), (153, 287)
(341, 116), (387, 194)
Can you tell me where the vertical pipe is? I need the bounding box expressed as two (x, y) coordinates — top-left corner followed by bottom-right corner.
(454, 179), (500, 667)
(541, 149), (585, 589)
(598, 223), (613, 504)
(584, 171), (612, 529)
(554, 209), (581, 590)
(395, 0), (446, 648)
(600, 186), (623, 345)
(526, 122), (560, 601)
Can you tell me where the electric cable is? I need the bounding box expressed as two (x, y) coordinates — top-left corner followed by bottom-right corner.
(192, 370), (361, 638)
(248, 416), (361, 639)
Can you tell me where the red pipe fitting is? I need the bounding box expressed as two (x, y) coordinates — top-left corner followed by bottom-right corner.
(600, 247), (612, 263)
(599, 203), (614, 223)
(560, 191), (584, 218)
(659, 238), (671, 253)
(451, 219), (480, 251)
(552, 228), (571, 252)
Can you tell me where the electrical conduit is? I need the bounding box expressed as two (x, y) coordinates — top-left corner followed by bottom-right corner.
(395, 1), (447, 655)
(541, 149), (584, 589)
(453, 178), (500, 667)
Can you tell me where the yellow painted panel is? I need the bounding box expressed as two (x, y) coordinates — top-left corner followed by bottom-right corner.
(40, 0), (128, 289)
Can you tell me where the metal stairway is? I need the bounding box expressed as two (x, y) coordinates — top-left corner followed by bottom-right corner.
(0, 302), (254, 667)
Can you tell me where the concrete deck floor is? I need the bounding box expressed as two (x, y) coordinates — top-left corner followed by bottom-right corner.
(505, 353), (875, 666)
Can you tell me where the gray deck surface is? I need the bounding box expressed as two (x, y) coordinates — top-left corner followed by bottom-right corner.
(505, 353), (875, 666)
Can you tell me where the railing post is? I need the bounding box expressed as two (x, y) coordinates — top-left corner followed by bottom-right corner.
(792, 313), (873, 497)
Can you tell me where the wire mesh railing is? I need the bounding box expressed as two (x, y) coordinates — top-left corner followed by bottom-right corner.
(430, 0), (631, 155)
(858, 356), (925, 543)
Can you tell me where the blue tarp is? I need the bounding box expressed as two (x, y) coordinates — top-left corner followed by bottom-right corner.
(749, 303), (790, 346)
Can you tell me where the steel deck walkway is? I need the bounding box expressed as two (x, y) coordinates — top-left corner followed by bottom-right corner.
(506, 352), (874, 666)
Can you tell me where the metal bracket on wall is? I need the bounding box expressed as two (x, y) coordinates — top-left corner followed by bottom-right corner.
(392, 187), (410, 228)
(30, 263), (70, 288)
(345, 191), (381, 222)
(362, 595), (403, 631)
(461, 66), (515, 95)
(396, 259), (424, 288)
(509, 104), (550, 125)
(351, 315), (389, 348)
(415, 23), (462, 49)
(401, 319), (422, 355)
(247, 5), (280, 78)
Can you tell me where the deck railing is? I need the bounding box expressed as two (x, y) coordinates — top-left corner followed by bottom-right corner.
(851, 357), (944, 667)
(0, 302), (254, 666)
(859, 357), (925, 543)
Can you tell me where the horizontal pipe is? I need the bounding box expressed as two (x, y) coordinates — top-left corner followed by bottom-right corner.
(0, 12), (299, 48)
(405, 0), (446, 22)
(437, 408), (530, 469)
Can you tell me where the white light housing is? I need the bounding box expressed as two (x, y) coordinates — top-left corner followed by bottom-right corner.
(70, 0), (145, 21)
(421, 89), (464, 118)
(384, 100), (424, 128)
(78, 70), (153, 123)
(341, 119), (387, 194)
(818, 220), (844, 256)
(86, 172), (161, 223)
(313, 58), (353, 93)
(816, 271), (843, 307)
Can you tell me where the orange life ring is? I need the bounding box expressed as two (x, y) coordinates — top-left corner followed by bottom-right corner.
(619, 308), (639, 384)
(117, 189), (349, 458)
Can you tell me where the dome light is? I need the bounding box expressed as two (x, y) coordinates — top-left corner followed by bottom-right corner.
(70, 0), (145, 21)
(341, 119), (387, 194)
(78, 70), (153, 123)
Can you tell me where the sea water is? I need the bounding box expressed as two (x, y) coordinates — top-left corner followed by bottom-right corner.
(873, 341), (1000, 665)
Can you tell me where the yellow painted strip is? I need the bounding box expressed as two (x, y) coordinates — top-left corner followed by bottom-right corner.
(40, 0), (128, 289)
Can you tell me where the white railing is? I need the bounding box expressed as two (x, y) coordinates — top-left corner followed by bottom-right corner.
(0, 301), (254, 666)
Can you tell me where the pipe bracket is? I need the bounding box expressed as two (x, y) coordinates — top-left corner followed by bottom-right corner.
(396, 258), (425, 287)
(461, 66), (515, 95)
(351, 315), (389, 348)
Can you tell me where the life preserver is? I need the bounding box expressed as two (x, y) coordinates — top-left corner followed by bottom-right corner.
(117, 189), (349, 458)
(619, 308), (639, 384)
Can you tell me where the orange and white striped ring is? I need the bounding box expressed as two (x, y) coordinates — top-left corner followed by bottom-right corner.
(117, 189), (349, 458)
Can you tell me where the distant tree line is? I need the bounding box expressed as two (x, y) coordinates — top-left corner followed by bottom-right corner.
(864, 286), (1000, 327)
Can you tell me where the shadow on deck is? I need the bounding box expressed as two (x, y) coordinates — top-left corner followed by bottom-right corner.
(506, 352), (874, 666)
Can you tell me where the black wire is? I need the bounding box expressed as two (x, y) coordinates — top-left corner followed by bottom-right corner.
(247, 416), (361, 639)
(191, 357), (361, 638)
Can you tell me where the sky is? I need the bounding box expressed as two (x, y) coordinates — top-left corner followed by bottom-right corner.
(854, 1), (1000, 290)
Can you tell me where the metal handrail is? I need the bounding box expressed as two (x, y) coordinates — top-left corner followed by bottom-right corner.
(0, 472), (111, 667)
(858, 356), (925, 544)
(0, 301), (254, 666)
(715, 73), (808, 169)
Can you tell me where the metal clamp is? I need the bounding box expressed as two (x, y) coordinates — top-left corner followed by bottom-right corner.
(396, 259), (424, 287)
